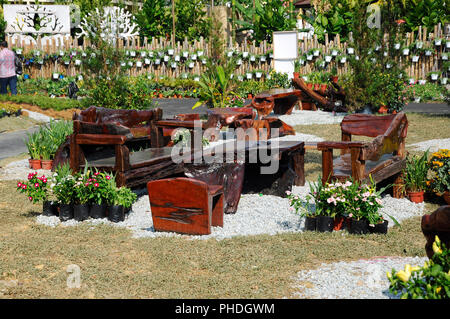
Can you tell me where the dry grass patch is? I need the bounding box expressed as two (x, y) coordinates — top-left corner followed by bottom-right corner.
(0, 180), (432, 299)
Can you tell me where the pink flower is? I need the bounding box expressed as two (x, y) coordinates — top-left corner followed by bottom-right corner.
(106, 176), (110, 180)
(286, 190), (291, 195)
(94, 183), (99, 187)
(94, 172), (99, 176)
(28, 174), (32, 180)
(17, 182), (22, 187)
(28, 196), (33, 201)
(85, 183), (89, 186)
(22, 185), (27, 189)
(376, 198), (382, 205)
(35, 183), (39, 188)
(349, 213), (353, 217)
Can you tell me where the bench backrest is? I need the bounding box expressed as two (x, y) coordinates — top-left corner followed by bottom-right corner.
(73, 106), (163, 128)
(344, 112), (408, 161)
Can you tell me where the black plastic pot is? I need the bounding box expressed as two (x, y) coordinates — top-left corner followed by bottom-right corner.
(108, 205), (125, 223)
(369, 220), (389, 234)
(74, 204), (90, 221)
(90, 203), (107, 219)
(349, 218), (369, 234)
(304, 217), (317, 231)
(59, 203), (73, 221)
(42, 201), (59, 216)
(316, 216), (334, 232)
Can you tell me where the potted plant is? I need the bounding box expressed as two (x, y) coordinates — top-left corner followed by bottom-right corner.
(108, 186), (137, 223)
(286, 189), (317, 231)
(89, 171), (115, 219)
(403, 151), (429, 203)
(428, 149), (450, 205)
(72, 167), (93, 221)
(51, 162), (76, 220)
(428, 71), (440, 81)
(25, 130), (42, 169)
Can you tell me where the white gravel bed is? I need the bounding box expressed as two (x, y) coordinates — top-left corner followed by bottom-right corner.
(289, 256), (428, 299)
(35, 185), (424, 240)
(407, 138), (450, 152)
(279, 110), (346, 126)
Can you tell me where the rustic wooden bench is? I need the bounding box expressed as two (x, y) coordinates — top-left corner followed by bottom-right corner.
(316, 112), (408, 197)
(68, 106), (186, 187)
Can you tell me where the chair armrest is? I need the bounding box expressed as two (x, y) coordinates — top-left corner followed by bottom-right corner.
(75, 134), (128, 145)
(317, 141), (366, 150)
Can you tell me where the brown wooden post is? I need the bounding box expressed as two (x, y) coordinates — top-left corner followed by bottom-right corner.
(321, 148), (333, 185)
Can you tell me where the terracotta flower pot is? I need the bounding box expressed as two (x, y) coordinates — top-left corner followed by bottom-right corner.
(306, 83), (313, 89)
(331, 76), (339, 84)
(378, 105), (388, 114)
(293, 72), (300, 79)
(41, 159), (53, 170)
(29, 159), (41, 170)
(408, 191), (425, 203)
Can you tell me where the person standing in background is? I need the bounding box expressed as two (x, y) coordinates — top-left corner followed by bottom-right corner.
(0, 41), (17, 95)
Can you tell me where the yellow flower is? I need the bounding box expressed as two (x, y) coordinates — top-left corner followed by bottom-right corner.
(436, 286), (442, 294)
(435, 235), (441, 245)
(397, 270), (411, 282)
(411, 266), (421, 272)
(432, 241), (442, 254)
(404, 264), (412, 273)
(386, 271), (392, 279)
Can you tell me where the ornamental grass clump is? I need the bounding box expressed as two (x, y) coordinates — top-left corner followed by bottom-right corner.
(428, 149), (450, 195)
(388, 236), (450, 299)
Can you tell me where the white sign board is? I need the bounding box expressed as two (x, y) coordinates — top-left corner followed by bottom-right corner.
(273, 31), (298, 60)
(4, 4), (71, 34)
(273, 31), (298, 79)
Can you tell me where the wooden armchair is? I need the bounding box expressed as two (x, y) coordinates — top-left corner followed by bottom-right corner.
(69, 106), (185, 187)
(317, 112), (408, 196)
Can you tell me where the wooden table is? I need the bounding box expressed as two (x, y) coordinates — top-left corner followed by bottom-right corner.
(182, 140), (305, 213)
(205, 107), (255, 129)
(252, 88), (303, 117)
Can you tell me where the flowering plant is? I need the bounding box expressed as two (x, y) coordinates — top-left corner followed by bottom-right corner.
(73, 169), (115, 205)
(288, 177), (387, 226)
(428, 149), (450, 194)
(51, 163), (76, 204)
(387, 236), (450, 299)
(16, 172), (49, 204)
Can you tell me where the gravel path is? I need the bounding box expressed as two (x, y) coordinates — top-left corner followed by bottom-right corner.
(289, 256), (428, 299)
(279, 110), (346, 126)
(407, 138), (450, 152)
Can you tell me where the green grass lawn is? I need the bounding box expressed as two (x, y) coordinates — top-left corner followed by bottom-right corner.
(0, 112), (449, 298)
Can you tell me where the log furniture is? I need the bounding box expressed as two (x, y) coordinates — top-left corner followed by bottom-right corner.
(292, 77), (347, 112)
(147, 177), (224, 235)
(183, 140), (306, 213)
(68, 106), (187, 187)
(251, 88), (303, 117)
(316, 112), (408, 197)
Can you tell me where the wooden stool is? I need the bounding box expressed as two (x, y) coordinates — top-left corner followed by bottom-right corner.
(147, 178), (224, 235)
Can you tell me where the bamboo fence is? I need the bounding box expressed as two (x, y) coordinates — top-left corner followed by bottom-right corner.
(8, 23), (449, 82)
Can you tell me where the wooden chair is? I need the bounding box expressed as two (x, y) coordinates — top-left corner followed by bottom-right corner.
(317, 112), (408, 197)
(147, 178), (224, 235)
